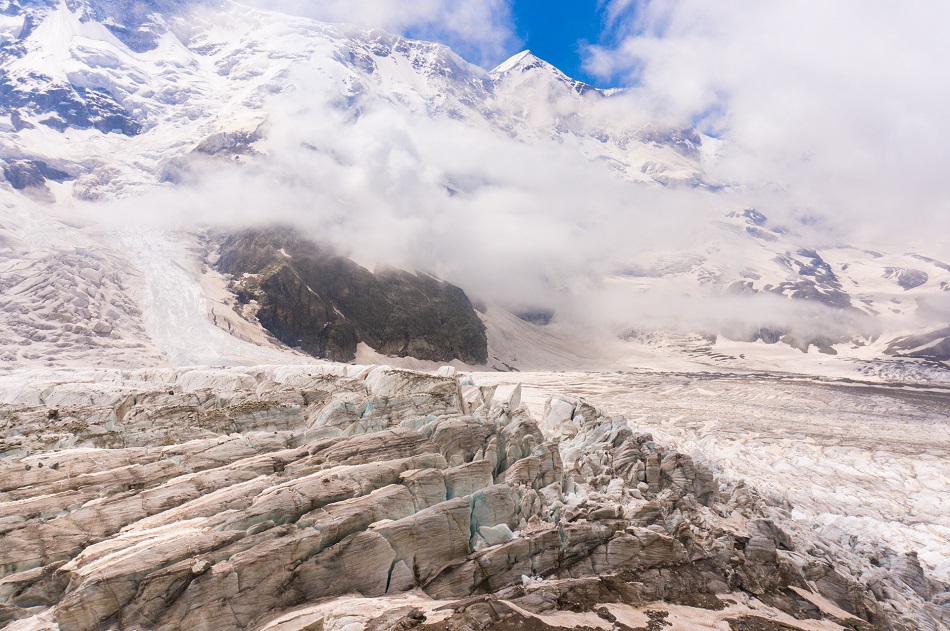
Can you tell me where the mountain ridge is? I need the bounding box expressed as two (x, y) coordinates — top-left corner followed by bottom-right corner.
(0, 0), (947, 373)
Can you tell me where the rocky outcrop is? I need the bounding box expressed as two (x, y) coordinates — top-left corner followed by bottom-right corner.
(0, 73), (142, 136)
(213, 229), (488, 364)
(883, 267), (929, 291)
(0, 365), (946, 630)
(886, 326), (950, 362)
(719, 246), (882, 354)
(1, 159), (70, 191)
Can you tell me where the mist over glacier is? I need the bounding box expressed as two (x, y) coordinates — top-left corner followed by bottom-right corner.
(2, 0), (947, 357)
(3, 3), (950, 630)
(70, 37), (894, 346)
(586, 0), (950, 244)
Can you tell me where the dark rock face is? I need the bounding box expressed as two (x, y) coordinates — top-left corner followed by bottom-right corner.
(2, 159), (69, 190)
(515, 309), (554, 326)
(723, 251), (873, 352)
(772, 249), (852, 309)
(0, 73), (141, 136)
(743, 208), (768, 226)
(215, 229), (488, 364)
(717, 249), (881, 354)
(886, 326), (950, 361)
(883, 267), (929, 290)
(193, 129), (263, 156)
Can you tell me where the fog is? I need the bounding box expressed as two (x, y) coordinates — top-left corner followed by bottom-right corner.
(586, 0), (950, 248)
(74, 0), (949, 347)
(84, 95), (876, 345)
(99, 92), (708, 306)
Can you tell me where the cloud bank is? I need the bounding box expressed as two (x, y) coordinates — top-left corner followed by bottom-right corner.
(586, 0), (950, 247)
(88, 68), (881, 346)
(72, 2), (945, 350)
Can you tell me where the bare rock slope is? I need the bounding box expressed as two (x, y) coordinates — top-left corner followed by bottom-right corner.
(214, 230), (488, 365)
(0, 365), (947, 630)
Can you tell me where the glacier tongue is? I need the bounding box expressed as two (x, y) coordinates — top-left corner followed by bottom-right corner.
(112, 228), (308, 366)
(478, 370), (950, 585)
(0, 2), (949, 629)
(0, 364), (947, 630)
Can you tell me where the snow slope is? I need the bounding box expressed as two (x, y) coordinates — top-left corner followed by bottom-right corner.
(0, 0), (948, 371)
(0, 0), (704, 198)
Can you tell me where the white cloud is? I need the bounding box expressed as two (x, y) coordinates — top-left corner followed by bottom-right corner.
(91, 77), (880, 346)
(75, 4), (945, 347)
(232, 0), (519, 65)
(586, 1), (950, 249)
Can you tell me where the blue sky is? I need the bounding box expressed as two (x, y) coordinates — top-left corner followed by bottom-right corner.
(248, 0), (625, 86)
(509, 0), (610, 85)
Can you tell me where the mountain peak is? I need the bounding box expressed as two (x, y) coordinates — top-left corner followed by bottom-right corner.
(491, 49), (598, 99)
(491, 49), (544, 75)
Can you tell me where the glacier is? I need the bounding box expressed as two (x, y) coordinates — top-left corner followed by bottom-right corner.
(0, 0), (948, 629)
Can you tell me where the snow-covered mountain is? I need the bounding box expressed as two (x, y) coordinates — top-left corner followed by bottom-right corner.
(0, 0), (948, 375)
(3, 6), (950, 630)
(0, 0), (702, 198)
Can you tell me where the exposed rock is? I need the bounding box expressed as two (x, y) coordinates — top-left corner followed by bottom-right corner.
(886, 326), (950, 361)
(772, 249), (852, 309)
(2, 159), (70, 191)
(0, 73), (142, 136)
(214, 229), (488, 364)
(193, 128), (263, 157)
(883, 267), (929, 290)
